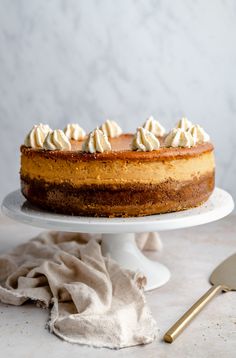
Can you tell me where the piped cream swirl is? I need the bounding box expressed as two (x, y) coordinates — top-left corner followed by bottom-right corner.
(82, 128), (111, 153)
(176, 117), (192, 130)
(142, 116), (165, 136)
(164, 128), (195, 148)
(64, 123), (86, 141)
(132, 127), (160, 152)
(100, 119), (122, 138)
(187, 124), (210, 144)
(24, 124), (51, 148)
(43, 129), (71, 151)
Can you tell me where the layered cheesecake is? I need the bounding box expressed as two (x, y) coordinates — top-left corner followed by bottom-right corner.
(20, 118), (215, 217)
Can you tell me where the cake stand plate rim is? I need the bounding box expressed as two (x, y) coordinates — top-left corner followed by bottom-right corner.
(1, 188), (234, 233)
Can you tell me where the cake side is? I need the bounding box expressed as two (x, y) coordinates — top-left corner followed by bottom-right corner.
(20, 143), (215, 217)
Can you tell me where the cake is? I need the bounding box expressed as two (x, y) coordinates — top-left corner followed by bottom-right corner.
(20, 117), (215, 217)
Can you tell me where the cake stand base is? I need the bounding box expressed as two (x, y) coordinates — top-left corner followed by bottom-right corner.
(101, 233), (170, 290)
(1, 188), (234, 291)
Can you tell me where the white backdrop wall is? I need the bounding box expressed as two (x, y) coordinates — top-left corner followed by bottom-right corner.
(0, 0), (235, 202)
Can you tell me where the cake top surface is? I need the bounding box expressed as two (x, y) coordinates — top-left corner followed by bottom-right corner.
(21, 116), (213, 159)
(21, 133), (213, 161)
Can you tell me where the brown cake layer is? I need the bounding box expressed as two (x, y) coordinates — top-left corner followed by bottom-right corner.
(21, 171), (215, 217)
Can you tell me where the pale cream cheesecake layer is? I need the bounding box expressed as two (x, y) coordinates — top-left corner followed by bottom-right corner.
(21, 150), (214, 186)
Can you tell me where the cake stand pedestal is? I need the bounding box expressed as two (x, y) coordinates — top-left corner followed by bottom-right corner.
(2, 188), (234, 291)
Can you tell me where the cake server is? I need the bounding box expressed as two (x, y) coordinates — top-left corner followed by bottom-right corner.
(164, 253), (236, 343)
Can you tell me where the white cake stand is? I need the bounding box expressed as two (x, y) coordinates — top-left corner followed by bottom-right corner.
(1, 188), (234, 291)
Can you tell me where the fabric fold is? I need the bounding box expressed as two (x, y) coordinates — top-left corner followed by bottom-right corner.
(0, 231), (158, 348)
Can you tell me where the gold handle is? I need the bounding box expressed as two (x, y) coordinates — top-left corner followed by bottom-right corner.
(163, 284), (225, 343)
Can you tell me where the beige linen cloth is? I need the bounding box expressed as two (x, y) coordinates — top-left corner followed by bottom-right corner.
(0, 231), (161, 349)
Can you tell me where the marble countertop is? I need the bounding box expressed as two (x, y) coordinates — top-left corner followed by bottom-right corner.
(0, 214), (235, 358)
